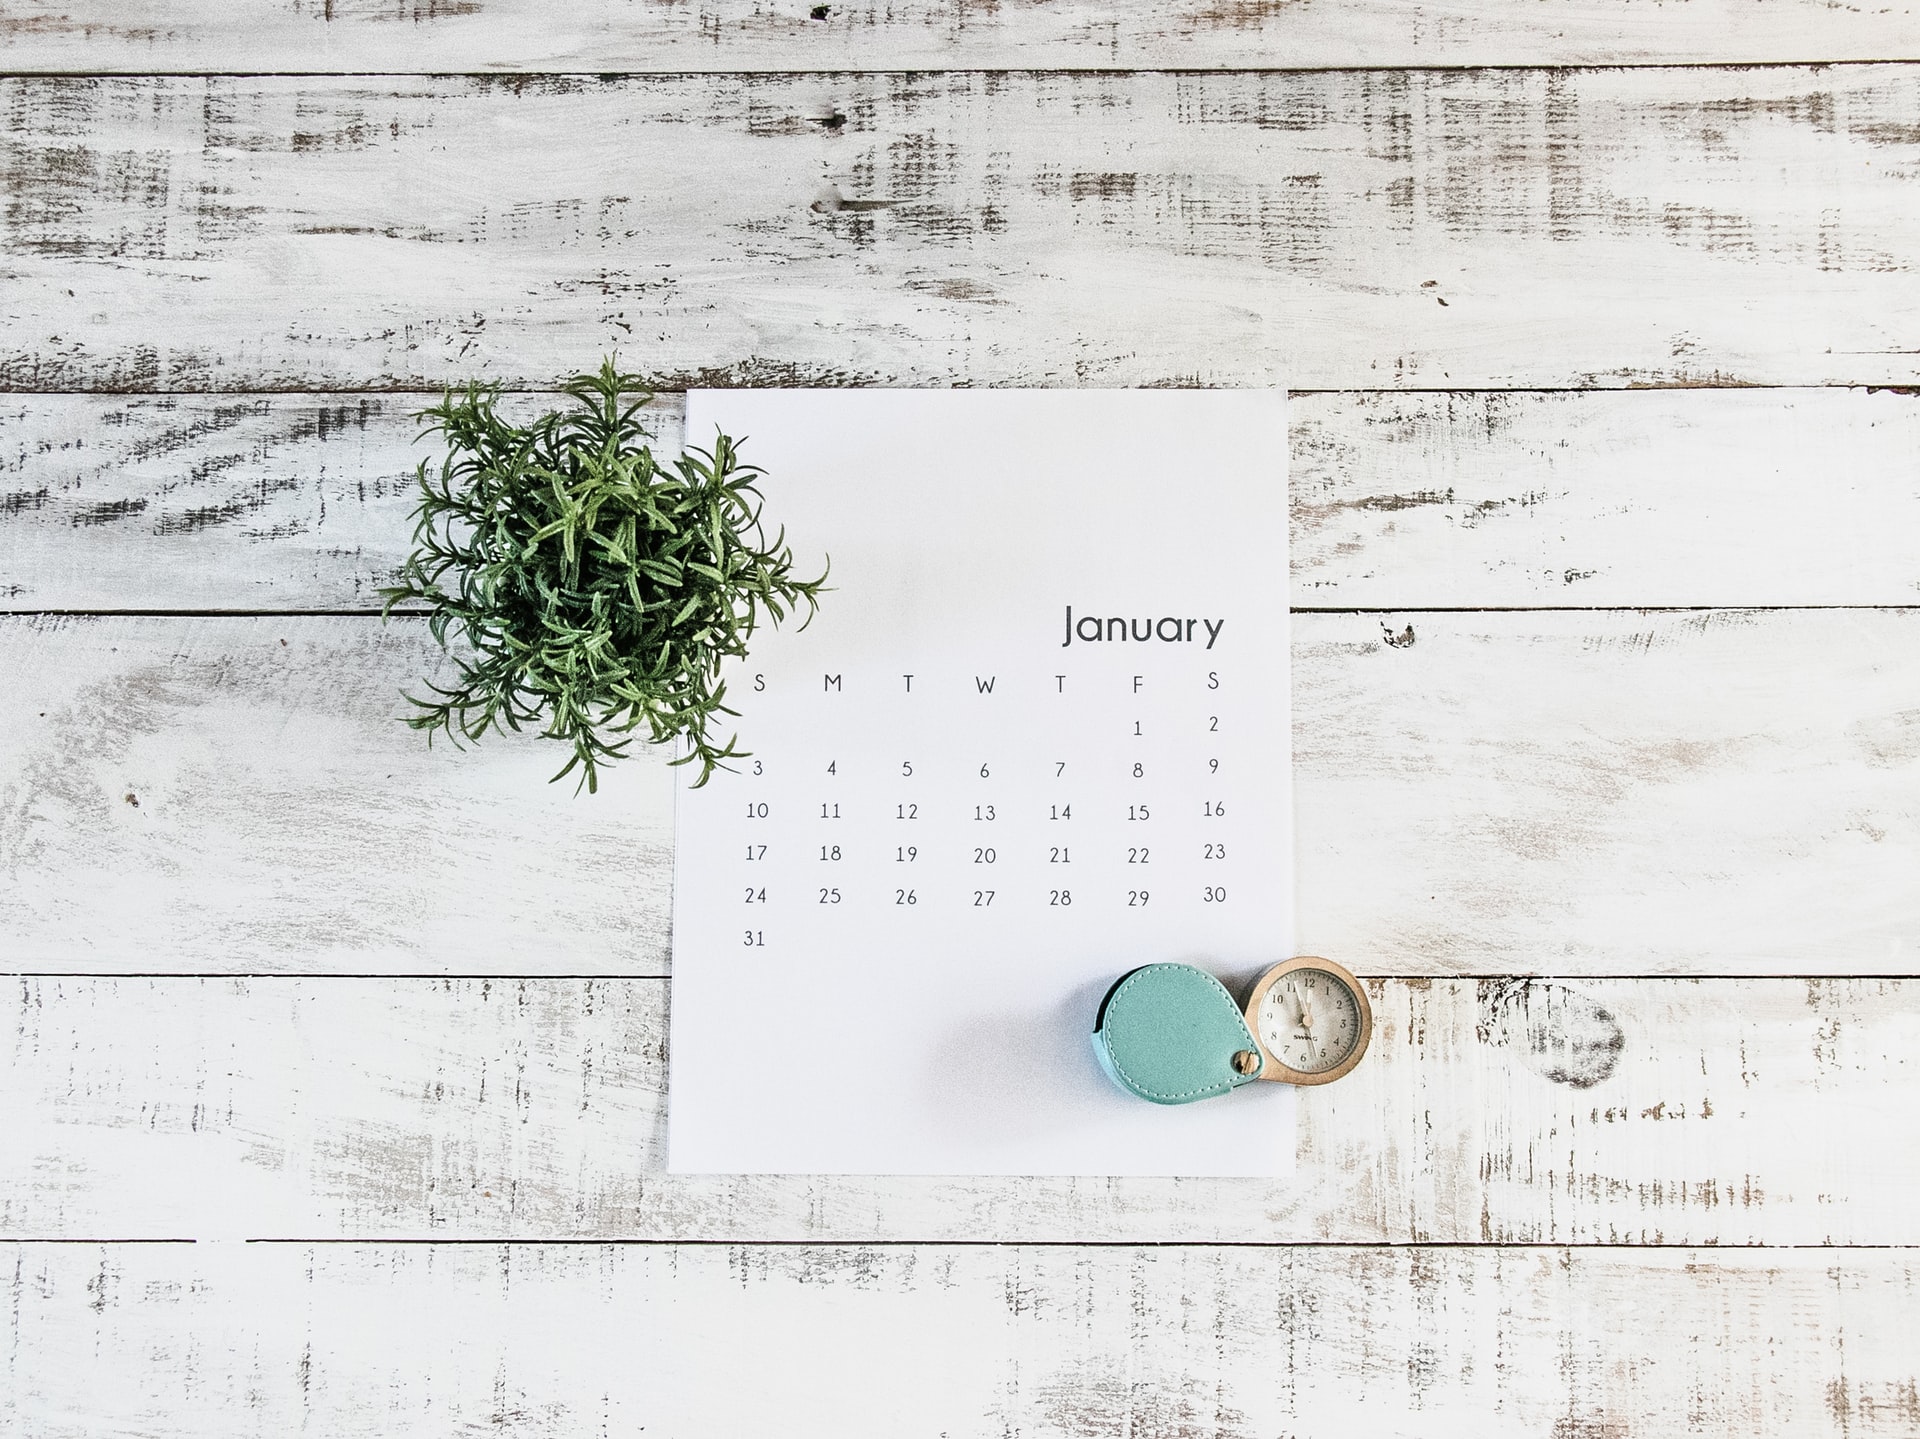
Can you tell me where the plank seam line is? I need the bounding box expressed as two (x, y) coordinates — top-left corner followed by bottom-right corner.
(0, 1238), (196, 1245)
(91, 1239), (1920, 1251)
(7, 973), (1919, 981)
(6, 606), (1919, 620)
(1, 972), (672, 981)
(3, 62), (1920, 80)
(2, 385), (1914, 399)
(1296, 605), (1920, 614)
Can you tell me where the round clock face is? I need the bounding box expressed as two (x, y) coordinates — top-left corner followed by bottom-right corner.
(1256, 967), (1364, 1076)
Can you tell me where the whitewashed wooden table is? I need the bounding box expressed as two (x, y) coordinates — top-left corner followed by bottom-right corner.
(3, 4), (1919, 1433)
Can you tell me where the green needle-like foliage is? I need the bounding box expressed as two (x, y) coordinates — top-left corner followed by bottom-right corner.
(380, 359), (828, 792)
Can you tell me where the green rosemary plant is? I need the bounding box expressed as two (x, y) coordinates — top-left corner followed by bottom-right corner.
(380, 360), (827, 792)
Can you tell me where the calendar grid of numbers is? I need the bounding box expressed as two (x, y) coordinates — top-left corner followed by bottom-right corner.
(669, 390), (1295, 1177)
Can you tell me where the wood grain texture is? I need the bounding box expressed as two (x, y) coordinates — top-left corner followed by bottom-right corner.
(4, 976), (1917, 1245)
(9, 387), (1920, 611)
(8, 1240), (1920, 1437)
(1, 611), (1914, 976)
(0, 616), (676, 975)
(8, 0), (1920, 72)
(5, 68), (1919, 393)
(0, 392), (418, 610)
(8, 4), (1918, 1430)
(1291, 387), (1920, 607)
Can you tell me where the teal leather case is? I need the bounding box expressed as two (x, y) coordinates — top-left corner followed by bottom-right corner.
(1091, 962), (1264, 1104)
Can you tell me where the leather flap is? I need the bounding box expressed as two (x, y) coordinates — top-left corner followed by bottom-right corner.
(1091, 963), (1263, 1105)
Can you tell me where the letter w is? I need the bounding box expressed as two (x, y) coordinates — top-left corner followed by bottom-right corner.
(975, 676), (996, 693)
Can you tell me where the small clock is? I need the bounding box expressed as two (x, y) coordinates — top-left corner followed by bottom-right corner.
(1091, 955), (1372, 1104)
(1244, 956), (1373, 1086)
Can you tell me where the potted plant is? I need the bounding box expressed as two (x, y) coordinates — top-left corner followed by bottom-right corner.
(381, 360), (827, 791)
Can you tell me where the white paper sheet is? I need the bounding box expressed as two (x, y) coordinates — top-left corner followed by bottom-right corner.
(669, 390), (1293, 1176)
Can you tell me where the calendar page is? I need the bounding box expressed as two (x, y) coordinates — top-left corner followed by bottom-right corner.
(668, 390), (1294, 1176)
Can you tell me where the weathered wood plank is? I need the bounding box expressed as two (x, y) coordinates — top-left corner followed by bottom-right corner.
(9, 388), (1920, 611)
(7, 0), (1920, 72)
(1292, 387), (1920, 607)
(2, 976), (1915, 1245)
(7, 1240), (1917, 1435)
(0, 392), (418, 610)
(1296, 607), (1920, 975)
(4, 69), (1918, 392)
(1, 611), (1913, 975)
(0, 616), (677, 975)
